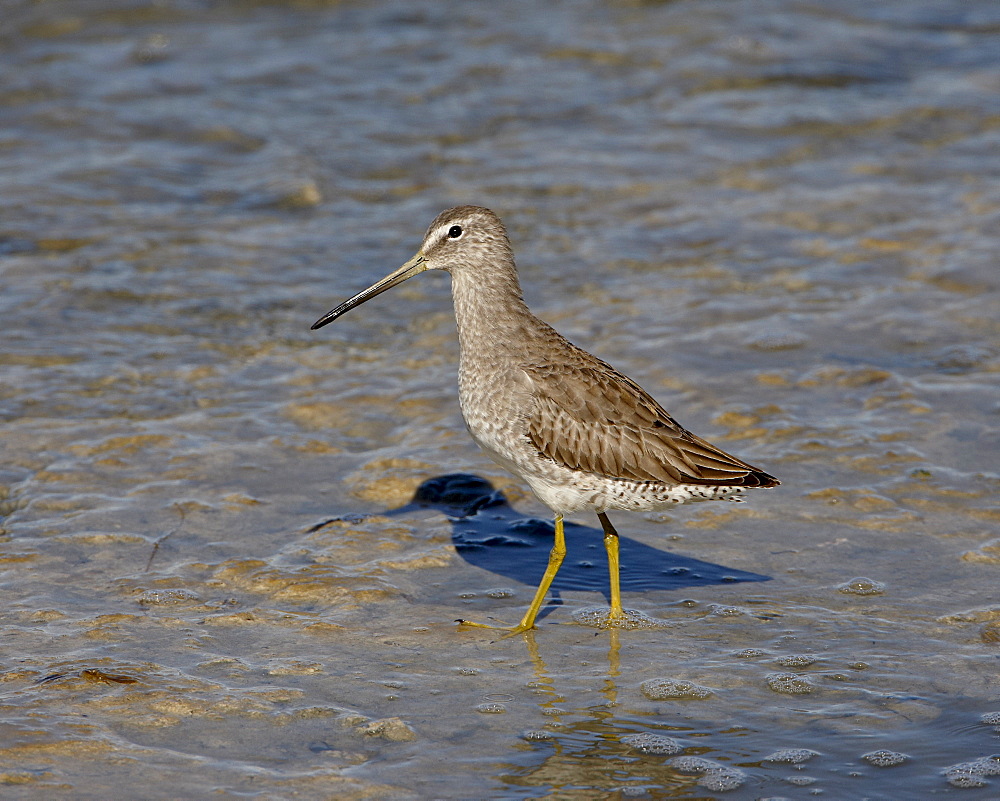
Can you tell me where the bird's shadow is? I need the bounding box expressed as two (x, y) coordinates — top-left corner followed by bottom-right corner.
(381, 473), (770, 602)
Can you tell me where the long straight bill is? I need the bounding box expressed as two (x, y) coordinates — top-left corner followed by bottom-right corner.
(310, 253), (426, 330)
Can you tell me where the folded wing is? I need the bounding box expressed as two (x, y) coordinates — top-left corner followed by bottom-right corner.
(523, 361), (778, 488)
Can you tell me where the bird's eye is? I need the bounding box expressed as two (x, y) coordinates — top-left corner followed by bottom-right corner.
(447, 225), (463, 239)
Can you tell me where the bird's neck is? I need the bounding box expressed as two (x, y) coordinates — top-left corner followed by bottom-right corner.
(449, 262), (539, 357)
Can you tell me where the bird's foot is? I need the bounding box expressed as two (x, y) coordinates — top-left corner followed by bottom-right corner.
(456, 618), (536, 640)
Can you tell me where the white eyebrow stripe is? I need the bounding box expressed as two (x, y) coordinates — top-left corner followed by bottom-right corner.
(431, 222), (466, 242)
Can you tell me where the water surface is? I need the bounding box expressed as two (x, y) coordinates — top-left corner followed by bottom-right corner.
(2, 0), (999, 797)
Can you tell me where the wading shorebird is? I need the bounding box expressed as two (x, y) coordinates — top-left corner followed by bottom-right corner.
(311, 206), (778, 635)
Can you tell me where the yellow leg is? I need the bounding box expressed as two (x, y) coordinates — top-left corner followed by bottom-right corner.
(512, 513), (567, 633)
(457, 514), (566, 637)
(597, 512), (624, 622)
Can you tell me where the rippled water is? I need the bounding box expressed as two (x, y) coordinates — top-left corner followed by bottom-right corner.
(2, 0), (999, 798)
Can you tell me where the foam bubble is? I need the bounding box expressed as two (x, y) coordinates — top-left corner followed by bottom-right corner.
(573, 606), (672, 630)
(641, 678), (714, 700)
(837, 577), (886, 595)
(777, 654), (817, 669)
(475, 703), (506, 714)
(944, 755), (1000, 788)
(520, 730), (553, 741)
(708, 603), (749, 617)
(766, 672), (815, 695)
(667, 756), (746, 791)
(764, 748), (820, 764)
(136, 588), (200, 606)
(620, 732), (684, 755)
(862, 749), (909, 767)
(980, 711), (1000, 725)
(944, 764), (987, 788)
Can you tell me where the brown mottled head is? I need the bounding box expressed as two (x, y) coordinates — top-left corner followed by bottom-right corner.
(417, 206), (514, 275)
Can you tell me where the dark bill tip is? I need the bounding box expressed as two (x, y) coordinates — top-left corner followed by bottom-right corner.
(310, 253), (426, 332)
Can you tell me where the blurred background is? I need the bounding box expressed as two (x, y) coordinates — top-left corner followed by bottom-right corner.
(1, 1), (998, 797)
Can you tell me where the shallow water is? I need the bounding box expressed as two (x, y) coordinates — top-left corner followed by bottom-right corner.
(2, 0), (999, 797)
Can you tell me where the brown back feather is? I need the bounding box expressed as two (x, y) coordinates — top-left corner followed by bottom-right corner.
(523, 358), (779, 489)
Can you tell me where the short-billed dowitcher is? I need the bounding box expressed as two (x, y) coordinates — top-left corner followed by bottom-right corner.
(311, 206), (778, 635)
